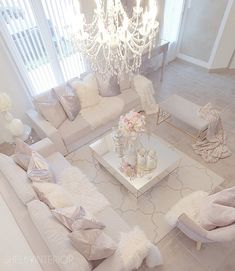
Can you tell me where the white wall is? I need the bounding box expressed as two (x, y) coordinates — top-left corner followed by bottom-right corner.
(230, 52), (235, 69)
(179, 0), (228, 62)
(0, 34), (32, 143)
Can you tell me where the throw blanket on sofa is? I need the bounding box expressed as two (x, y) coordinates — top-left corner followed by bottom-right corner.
(133, 75), (159, 115)
(80, 96), (124, 129)
(192, 103), (231, 163)
(58, 166), (109, 214)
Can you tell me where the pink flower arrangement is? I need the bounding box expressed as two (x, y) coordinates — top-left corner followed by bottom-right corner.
(120, 162), (137, 178)
(119, 110), (145, 138)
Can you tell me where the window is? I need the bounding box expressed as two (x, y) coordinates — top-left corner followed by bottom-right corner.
(162, 0), (185, 61)
(0, 0), (86, 95)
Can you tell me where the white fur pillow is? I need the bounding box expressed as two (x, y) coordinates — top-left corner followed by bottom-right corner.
(93, 227), (163, 271)
(69, 74), (100, 109)
(32, 182), (75, 209)
(165, 191), (209, 227)
(117, 227), (150, 270)
(145, 243), (163, 268)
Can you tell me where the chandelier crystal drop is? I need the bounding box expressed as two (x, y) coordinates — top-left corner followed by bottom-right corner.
(71, 0), (159, 81)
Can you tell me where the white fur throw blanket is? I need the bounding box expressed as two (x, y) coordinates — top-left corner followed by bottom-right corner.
(80, 96), (124, 128)
(165, 191), (209, 227)
(133, 75), (159, 115)
(192, 103), (231, 163)
(57, 166), (109, 214)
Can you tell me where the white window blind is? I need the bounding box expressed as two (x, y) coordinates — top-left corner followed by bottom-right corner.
(0, 0), (86, 95)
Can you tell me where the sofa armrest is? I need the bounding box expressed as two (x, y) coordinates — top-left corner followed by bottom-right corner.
(31, 138), (57, 158)
(27, 109), (68, 155)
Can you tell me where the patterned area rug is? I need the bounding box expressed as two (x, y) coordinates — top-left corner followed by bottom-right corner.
(66, 136), (224, 243)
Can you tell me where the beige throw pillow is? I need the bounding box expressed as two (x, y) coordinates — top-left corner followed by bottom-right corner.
(34, 90), (67, 128)
(52, 206), (105, 231)
(32, 182), (74, 209)
(13, 138), (32, 170)
(68, 229), (116, 261)
(69, 74), (100, 109)
(53, 84), (80, 121)
(27, 151), (54, 183)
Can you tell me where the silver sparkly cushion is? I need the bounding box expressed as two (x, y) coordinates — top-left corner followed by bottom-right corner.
(52, 206), (105, 231)
(53, 84), (80, 121)
(97, 75), (121, 97)
(68, 229), (116, 261)
(34, 90), (67, 128)
(27, 151), (54, 183)
(13, 138), (32, 170)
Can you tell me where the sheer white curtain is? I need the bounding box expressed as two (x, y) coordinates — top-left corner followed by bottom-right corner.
(162, 0), (185, 62)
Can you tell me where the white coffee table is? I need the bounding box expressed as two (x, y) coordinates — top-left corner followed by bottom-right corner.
(90, 132), (182, 197)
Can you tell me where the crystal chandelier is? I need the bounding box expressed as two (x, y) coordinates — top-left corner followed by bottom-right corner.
(71, 0), (159, 80)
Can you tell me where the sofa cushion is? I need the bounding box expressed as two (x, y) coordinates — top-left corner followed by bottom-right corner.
(53, 84), (80, 121)
(95, 206), (130, 242)
(80, 96), (124, 128)
(119, 89), (141, 112)
(58, 114), (91, 147)
(46, 152), (71, 179)
(34, 90), (67, 128)
(28, 200), (92, 271)
(0, 154), (36, 204)
(58, 91), (139, 147)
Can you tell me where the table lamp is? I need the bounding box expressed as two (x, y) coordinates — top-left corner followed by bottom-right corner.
(0, 92), (31, 141)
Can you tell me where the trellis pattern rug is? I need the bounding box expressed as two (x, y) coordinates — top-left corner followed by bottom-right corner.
(67, 137), (224, 243)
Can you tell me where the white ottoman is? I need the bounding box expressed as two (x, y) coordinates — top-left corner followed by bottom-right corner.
(160, 95), (208, 139)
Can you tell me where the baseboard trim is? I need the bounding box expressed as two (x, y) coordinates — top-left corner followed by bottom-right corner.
(177, 53), (209, 69)
(208, 67), (229, 73)
(209, 67), (235, 74)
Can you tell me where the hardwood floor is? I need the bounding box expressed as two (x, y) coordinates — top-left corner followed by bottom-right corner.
(147, 59), (235, 271)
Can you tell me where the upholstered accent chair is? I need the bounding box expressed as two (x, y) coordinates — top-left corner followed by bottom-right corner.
(166, 187), (235, 251)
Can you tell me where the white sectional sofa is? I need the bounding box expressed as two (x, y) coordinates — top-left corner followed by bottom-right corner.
(27, 79), (141, 155)
(0, 138), (161, 271)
